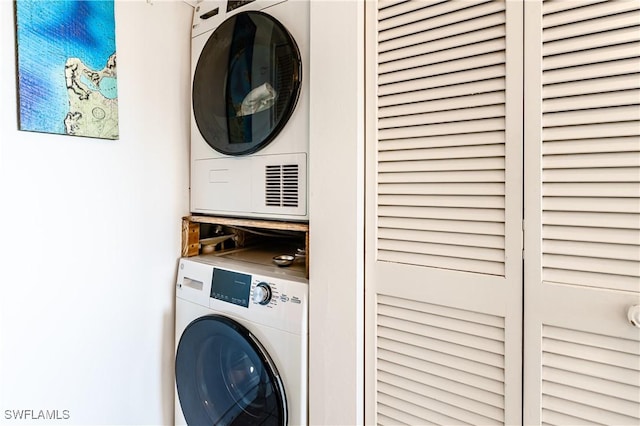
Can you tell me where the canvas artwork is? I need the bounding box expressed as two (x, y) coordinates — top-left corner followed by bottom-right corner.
(15, 0), (119, 140)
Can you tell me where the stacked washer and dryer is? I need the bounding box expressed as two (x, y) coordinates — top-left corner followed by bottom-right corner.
(175, 1), (310, 425)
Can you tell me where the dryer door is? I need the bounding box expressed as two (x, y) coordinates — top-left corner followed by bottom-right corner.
(175, 315), (287, 426)
(193, 10), (302, 156)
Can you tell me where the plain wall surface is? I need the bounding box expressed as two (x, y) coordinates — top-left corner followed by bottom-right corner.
(0, 1), (192, 424)
(309, 1), (365, 424)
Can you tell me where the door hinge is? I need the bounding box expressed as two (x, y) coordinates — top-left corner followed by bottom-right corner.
(522, 219), (525, 260)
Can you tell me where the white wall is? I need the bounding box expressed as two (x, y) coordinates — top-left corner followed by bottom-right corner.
(0, 1), (192, 424)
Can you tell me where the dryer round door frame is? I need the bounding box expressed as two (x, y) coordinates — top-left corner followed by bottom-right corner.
(192, 10), (303, 156)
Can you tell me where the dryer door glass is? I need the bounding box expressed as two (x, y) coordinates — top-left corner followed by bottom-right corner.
(175, 315), (286, 426)
(193, 11), (302, 156)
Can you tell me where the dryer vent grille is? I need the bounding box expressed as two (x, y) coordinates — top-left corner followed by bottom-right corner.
(265, 164), (299, 208)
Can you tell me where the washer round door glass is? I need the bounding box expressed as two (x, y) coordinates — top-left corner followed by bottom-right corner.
(175, 315), (286, 426)
(193, 11), (302, 156)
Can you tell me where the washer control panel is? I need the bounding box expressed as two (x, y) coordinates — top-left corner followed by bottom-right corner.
(207, 265), (306, 312)
(178, 257), (308, 334)
(249, 277), (304, 309)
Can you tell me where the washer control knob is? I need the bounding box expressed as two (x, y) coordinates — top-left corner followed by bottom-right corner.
(252, 282), (272, 305)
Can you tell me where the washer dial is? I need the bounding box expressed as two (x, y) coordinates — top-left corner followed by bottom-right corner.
(252, 282), (272, 305)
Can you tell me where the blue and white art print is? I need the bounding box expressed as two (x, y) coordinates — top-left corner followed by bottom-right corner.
(15, 0), (119, 140)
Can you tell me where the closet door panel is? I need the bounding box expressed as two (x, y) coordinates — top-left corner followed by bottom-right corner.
(524, 1), (640, 424)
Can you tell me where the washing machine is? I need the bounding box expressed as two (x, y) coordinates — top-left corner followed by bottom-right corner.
(190, 0), (309, 221)
(174, 254), (308, 425)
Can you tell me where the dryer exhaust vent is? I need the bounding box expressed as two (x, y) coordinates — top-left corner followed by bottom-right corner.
(265, 164), (299, 208)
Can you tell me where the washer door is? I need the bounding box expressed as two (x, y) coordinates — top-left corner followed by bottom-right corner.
(175, 315), (287, 426)
(193, 10), (302, 156)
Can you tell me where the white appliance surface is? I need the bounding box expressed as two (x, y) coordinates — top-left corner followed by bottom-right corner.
(175, 254), (308, 425)
(190, 0), (309, 220)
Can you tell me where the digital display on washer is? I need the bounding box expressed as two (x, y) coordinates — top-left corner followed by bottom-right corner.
(210, 268), (251, 307)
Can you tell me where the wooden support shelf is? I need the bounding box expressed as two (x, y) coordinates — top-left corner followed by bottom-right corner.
(182, 215), (309, 277)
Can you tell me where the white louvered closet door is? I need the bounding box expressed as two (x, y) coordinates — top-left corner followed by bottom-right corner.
(524, 1), (640, 425)
(365, 1), (523, 424)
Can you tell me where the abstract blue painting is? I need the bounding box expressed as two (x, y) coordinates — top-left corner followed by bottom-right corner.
(15, 0), (119, 140)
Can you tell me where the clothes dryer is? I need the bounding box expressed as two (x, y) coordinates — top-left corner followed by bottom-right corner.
(190, 0), (309, 220)
(174, 255), (308, 425)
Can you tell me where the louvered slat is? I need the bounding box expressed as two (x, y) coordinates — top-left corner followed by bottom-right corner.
(544, 382), (638, 419)
(380, 9), (505, 54)
(543, 137), (640, 154)
(379, 239), (504, 263)
(543, 151), (640, 168)
(544, 74), (640, 98)
(378, 360), (505, 409)
(378, 0), (491, 35)
(378, 302), (504, 340)
(377, 295), (505, 424)
(542, 0), (640, 28)
(378, 311), (504, 357)
(379, 31), (506, 72)
(541, 325), (640, 424)
(378, 294), (505, 327)
(543, 90), (640, 112)
(380, 79), (506, 109)
(377, 392), (470, 426)
(541, 409), (602, 426)
(379, 216), (504, 236)
(543, 211), (639, 229)
(379, 65), (505, 97)
(379, 181), (505, 195)
(379, 156), (505, 172)
(543, 240), (639, 262)
(544, 182), (639, 197)
(544, 105), (639, 128)
(378, 346), (504, 393)
(544, 225), (640, 245)
(544, 167), (640, 182)
(381, 119), (505, 144)
(544, 26), (640, 56)
(543, 254), (638, 278)
(540, 1), (640, 292)
(378, 205), (503, 222)
(543, 367), (639, 403)
(377, 0), (438, 22)
(543, 42), (640, 70)
(379, 105), (506, 129)
(378, 379), (502, 424)
(380, 92), (505, 119)
(543, 57), (640, 84)
(543, 197), (639, 213)
(546, 11), (640, 43)
(544, 269), (638, 293)
(379, 51), (506, 86)
(378, 144), (503, 163)
(542, 0), (607, 14)
(378, 194), (504, 208)
(377, 403), (422, 426)
(379, 169), (505, 183)
(542, 353), (639, 388)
